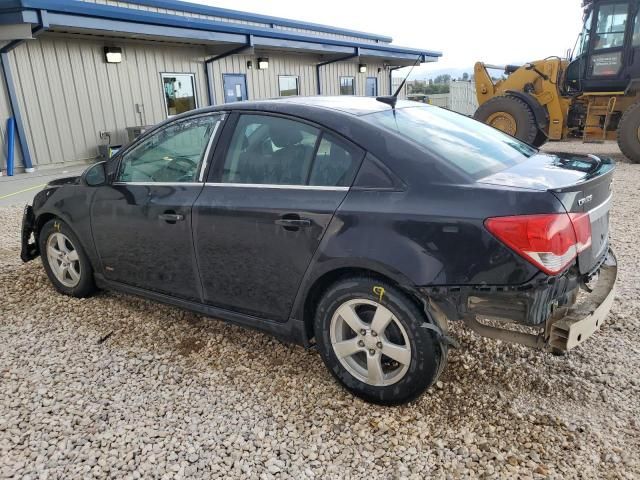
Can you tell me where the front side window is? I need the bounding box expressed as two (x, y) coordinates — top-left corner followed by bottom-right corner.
(162, 73), (197, 117)
(594, 3), (628, 50)
(118, 115), (221, 183)
(340, 76), (355, 95)
(278, 76), (299, 96)
(364, 105), (536, 179)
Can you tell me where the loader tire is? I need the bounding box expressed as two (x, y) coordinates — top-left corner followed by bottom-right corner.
(531, 129), (548, 148)
(474, 95), (539, 145)
(617, 101), (640, 164)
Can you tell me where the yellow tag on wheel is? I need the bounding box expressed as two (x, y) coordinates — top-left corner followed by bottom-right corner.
(373, 286), (385, 302)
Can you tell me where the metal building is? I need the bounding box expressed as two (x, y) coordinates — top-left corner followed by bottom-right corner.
(0, 0), (440, 173)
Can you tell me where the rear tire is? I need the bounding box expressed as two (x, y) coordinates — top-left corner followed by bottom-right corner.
(474, 95), (539, 145)
(617, 101), (640, 164)
(314, 277), (447, 405)
(39, 219), (96, 298)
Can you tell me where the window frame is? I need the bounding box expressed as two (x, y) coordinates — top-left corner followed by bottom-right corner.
(592, 2), (630, 52)
(339, 76), (356, 95)
(160, 72), (198, 118)
(207, 111), (365, 189)
(278, 75), (300, 97)
(113, 112), (226, 185)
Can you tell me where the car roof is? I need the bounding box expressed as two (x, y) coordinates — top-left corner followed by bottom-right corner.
(217, 96), (419, 116)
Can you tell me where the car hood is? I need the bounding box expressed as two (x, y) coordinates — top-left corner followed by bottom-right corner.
(48, 176), (80, 187)
(477, 152), (613, 191)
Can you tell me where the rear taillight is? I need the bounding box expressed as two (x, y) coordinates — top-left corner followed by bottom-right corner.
(485, 213), (592, 275)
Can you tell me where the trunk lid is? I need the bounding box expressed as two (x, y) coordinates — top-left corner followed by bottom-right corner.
(479, 152), (615, 274)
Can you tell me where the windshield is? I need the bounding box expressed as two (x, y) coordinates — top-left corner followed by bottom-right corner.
(363, 105), (537, 179)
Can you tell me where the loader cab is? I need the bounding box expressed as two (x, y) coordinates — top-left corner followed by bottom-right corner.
(566, 0), (640, 92)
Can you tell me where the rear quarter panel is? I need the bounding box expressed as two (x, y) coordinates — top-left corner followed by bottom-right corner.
(291, 182), (568, 321)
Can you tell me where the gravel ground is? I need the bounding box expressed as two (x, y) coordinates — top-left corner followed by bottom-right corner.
(1, 141), (639, 479)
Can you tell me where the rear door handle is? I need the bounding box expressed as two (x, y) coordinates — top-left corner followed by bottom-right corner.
(275, 218), (312, 227)
(158, 212), (184, 223)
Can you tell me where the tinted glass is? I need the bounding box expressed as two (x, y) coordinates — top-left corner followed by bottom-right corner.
(162, 73), (197, 116)
(118, 115), (221, 183)
(633, 12), (640, 46)
(364, 106), (537, 179)
(309, 134), (360, 186)
(340, 77), (355, 95)
(222, 115), (320, 185)
(278, 76), (299, 96)
(594, 3), (628, 50)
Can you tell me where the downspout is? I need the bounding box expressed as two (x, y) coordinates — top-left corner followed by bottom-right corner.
(0, 9), (49, 173)
(316, 47), (359, 95)
(204, 34), (254, 106)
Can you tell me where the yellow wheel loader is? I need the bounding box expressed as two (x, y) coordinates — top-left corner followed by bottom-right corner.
(474, 0), (640, 163)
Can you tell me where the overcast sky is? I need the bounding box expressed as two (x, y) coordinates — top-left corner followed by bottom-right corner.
(191, 0), (586, 78)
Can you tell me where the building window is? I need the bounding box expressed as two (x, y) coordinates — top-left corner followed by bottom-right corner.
(162, 73), (197, 117)
(340, 76), (355, 95)
(278, 76), (299, 96)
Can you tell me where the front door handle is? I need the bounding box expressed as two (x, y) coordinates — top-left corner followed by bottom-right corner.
(158, 212), (184, 223)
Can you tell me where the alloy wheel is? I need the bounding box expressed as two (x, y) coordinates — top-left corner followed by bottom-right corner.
(329, 298), (411, 386)
(46, 232), (81, 288)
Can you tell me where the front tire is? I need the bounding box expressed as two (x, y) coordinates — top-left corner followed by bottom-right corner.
(617, 100), (640, 164)
(474, 95), (539, 145)
(39, 219), (96, 297)
(314, 277), (447, 405)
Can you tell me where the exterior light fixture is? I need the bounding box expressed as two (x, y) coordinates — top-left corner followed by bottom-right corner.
(247, 60), (253, 69)
(359, 64), (367, 73)
(104, 47), (122, 63)
(257, 57), (269, 70)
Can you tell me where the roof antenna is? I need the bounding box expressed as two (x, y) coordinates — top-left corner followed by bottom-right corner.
(376, 55), (422, 109)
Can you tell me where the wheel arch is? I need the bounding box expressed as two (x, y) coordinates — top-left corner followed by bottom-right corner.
(35, 211), (100, 272)
(294, 262), (427, 343)
(504, 90), (550, 133)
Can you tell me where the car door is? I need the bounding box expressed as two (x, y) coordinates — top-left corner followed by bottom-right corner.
(193, 112), (364, 320)
(91, 113), (225, 300)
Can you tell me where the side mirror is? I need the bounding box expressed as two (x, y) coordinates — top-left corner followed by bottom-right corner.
(82, 161), (107, 187)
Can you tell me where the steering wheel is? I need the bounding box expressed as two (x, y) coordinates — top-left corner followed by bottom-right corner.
(163, 156), (198, 182)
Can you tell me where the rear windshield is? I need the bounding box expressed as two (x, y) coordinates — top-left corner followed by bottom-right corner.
(363, 105), (537, 179)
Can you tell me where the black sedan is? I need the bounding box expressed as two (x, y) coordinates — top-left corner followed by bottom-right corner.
(21, 97), (617, 405)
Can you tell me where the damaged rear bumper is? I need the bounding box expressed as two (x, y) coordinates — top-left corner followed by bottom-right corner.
(20, 204), (38, 262)
(423, 249), (617, 353)
(545, 250), (617, 351)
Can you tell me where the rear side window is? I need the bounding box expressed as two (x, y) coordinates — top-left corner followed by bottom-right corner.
(221, 114), (362, 187)
(309, 134), (360, 187)
(363, 106), (536, 179)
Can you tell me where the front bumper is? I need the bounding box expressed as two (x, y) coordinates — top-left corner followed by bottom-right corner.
(20, 204), (38, 262)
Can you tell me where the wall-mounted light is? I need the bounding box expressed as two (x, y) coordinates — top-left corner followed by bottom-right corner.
(247, 60), (253, 69)
(359, 64), (367, 73)
(104, 46), (122, 64)
(257, 57), (269, 70)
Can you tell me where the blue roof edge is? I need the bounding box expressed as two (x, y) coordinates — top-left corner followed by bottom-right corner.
(124, 0), (395, 43)
(8, 0), (442, 59)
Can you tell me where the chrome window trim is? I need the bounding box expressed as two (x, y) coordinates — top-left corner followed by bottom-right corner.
(112, 182), (204, 187)
(205, 182), (349, 191)
(198, 115), (225, 182)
